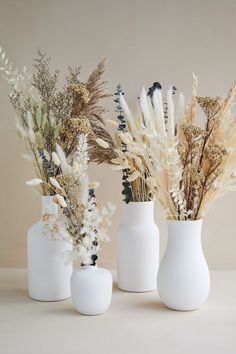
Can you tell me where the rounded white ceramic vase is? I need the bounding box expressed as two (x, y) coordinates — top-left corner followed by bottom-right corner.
(117, 201), (159, 292)
(157, 220), (210, 311)
(27, 196), (73, 301)
(70, 266), (112, 315)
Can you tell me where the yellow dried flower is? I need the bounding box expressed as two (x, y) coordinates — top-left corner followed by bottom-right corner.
(59, 127), (74, 141)
(67, 83), (90, 103)
(56, 174), (74, 187)
(69, 117), (93, 134)
(182, 123), (205, 140)
(59, 117), (93, 142)
(205, 144), (227, 163)
(197, 96), (222, 117)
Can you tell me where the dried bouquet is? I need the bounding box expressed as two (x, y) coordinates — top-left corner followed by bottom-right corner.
(109, 84), (152, 203)
(94, 84), (153, 203)
(0, 47), (115, 194)
(108, 77), (236, 220)
(28, 134), (115, 266)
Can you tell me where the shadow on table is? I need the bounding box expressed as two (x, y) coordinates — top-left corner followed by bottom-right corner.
(136, 299), (170, 312)
(45, 306), (80, 317)
(112, 281), (170, 312)
(0, 289), (32, 304)
(112, 281), (121, 293)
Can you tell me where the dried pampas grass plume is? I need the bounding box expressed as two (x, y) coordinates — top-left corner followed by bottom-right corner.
(26, 178), (43, 186)
(53, 194), (67, 208)
(96, 138), (109, 149)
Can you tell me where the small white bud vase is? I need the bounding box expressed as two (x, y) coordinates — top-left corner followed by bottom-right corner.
(117, 201), (159, 292)
(157, 219), (210, 311)
(70, 266), (113, 315)
(27, 196), (73, 301)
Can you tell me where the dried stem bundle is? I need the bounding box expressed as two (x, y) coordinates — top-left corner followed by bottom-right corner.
(32, 134), (115, 265)
(0, 47), (113, 194)
(107, 78), (236, 219)
(99, 84), (152, 203)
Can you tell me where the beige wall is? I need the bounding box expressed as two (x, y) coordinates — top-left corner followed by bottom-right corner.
(0, 0), (236, 269)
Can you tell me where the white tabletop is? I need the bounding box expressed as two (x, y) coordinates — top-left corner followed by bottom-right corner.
(0, 269), (235, 354)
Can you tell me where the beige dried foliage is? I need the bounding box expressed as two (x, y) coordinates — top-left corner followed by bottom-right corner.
(1, 48), (114, 195)
(115, 79), (236, 219)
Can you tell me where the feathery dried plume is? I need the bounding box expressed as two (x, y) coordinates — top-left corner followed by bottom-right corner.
(53, 194), (67, 208)
(49, 177), (62, 190)
(26, 178), (43, 186)
(96, 138), (109, 149)
(66, 57), (116, 164)
(56, 144), (71, 174)
(52, 151), (61, 166)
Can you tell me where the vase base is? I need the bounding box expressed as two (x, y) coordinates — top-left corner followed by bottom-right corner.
(118, 284), (157, 293)
(29, 294), (71, 302)
(78, 310), (108, 316)
(163, 302), (205, 311)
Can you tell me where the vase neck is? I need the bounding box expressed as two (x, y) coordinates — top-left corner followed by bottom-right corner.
(167, 220), (203, 248)
(41, 196), (58, 216)
(121, 201), (154, 223)
(82, 265), (97, 271)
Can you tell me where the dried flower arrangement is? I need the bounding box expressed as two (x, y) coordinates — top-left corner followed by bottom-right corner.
(112, 84), (153, 203)
(108, 76), (236, 220)
(95, 84), (153, 203)
(27, 134), (115, 266)
(0, 47), (115, 194)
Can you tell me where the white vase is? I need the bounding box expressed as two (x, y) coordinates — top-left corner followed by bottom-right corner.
(117, 201), (159, 292)
(70, 266), (112, 315)
(157, 219), (210, 311)
(27, 196), (73, 301)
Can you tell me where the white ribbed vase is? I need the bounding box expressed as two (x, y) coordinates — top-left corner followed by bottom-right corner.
(117, 201), (159, 292)
(70, 266), (113, 315)
(157, 220), (210, 311)
(27, 196), (73, 301)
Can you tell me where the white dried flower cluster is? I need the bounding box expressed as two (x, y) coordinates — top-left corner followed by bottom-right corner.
(77, 198), (115, 265)
(115, 87), (186, 219)
(47, 135), (115, 266)
(74, 133), (89, 179)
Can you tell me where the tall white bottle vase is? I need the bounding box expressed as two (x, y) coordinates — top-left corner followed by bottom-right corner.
(27, 196), (73, 301)
(117, 201), (159, 292)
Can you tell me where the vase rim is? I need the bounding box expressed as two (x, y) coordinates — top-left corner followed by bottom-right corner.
(81, 264), (97, 270)
(123, 200), (154, 205)
(167, 219), (203, 223)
